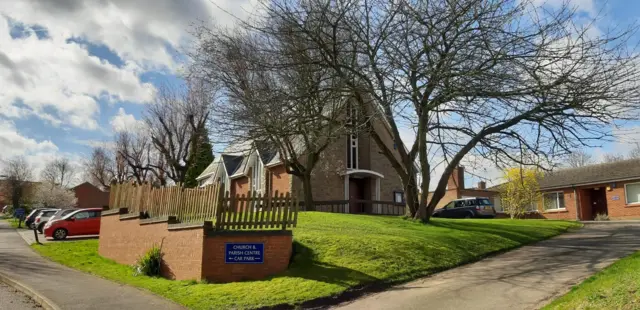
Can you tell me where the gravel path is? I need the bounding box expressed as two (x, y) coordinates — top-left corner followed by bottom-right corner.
(0, 281), (41, 309)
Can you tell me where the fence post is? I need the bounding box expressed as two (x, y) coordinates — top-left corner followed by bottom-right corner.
(281, 193), (290, 230)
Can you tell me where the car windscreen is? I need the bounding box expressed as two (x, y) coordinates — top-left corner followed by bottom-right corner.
(43, 211), (57, 217)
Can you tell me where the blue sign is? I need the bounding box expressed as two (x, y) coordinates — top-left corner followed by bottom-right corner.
(225, 243), (264, 264)
(14, 208), (25, 218)
(612, 195), (620, 201)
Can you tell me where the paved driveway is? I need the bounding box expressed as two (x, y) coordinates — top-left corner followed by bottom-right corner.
(334, 223), (640, 310)
(0, 220), (184, 310)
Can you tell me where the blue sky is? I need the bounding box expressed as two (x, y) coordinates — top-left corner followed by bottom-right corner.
(0, 0), (639, 187)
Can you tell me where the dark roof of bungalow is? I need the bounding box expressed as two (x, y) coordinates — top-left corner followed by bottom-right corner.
(540, 158), (640, 190)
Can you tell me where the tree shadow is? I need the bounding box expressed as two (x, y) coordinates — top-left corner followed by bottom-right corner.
(429, 220), (572, 244)
(277, 241), (378, 286)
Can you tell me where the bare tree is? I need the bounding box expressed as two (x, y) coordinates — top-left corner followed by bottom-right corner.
(41, 157), (76, 188)
(566, 149), (593, 168)
(238, 0), (640, 221)
(628, 143), (640, 159)
(115, 130), (158, 184)
(603, 153), (626, 163)
(83, 146), (127, 190)
(145, 81), (216, 184)
(192, 24), (355, 208)
(1, 156), (34, 207)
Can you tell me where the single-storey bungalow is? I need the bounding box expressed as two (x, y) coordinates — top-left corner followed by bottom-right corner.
(535, 159), (640, 221)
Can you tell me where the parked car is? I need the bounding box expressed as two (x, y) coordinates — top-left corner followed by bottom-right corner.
(25, 208), (46, 228)
(432, 197), (496, 219)
(47, 208), (79, 224)
(34, 209), (61, 233)
(44, 208), (102, 240)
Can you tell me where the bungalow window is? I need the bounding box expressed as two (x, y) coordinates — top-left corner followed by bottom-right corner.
(625, 182), (640, 204)
(543, 192), (565, 210)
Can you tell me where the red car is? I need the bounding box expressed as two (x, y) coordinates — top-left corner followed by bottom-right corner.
(44, 208), (102, 240)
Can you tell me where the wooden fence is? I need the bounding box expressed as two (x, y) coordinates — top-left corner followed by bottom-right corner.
(108, 182), (298, 230)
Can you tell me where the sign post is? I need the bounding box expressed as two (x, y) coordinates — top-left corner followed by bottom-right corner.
(14, 207), (25, 228)
(225, 243), (264, 264)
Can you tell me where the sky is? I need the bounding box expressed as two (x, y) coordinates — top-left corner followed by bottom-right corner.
(0, 0), (639, 189)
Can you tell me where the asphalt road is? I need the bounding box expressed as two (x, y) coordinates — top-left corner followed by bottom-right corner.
(334, 223), (640, 310)
(0, 281), (41, 309)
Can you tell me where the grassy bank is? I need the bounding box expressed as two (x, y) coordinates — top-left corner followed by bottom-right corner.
(544, 251), (640, 309)
(1, 216), (23, 228)
(32, 212), (580, 309)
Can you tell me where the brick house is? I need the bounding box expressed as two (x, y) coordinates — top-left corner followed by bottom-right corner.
(197, 122), (408, 213)
(73, 182), (110, 209)
(427, 166), (500, 210)
(530, 159), (640, 220)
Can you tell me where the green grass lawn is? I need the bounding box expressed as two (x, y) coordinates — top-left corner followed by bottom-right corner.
(32, 212), (580, 310)
(1, 216), (23, 228)
(544, 251), (640, 310)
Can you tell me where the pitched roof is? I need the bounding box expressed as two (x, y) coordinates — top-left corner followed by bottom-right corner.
(540, 158), (640, 189)
(196, 157), (221, 181)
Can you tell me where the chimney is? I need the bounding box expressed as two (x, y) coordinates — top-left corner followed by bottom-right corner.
(477, 181), (486, 190)
(447, 166), (465, 190)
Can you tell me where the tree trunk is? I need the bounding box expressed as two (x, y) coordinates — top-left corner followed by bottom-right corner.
(403, 174), (420, 217)
(300, 172), (315, 211)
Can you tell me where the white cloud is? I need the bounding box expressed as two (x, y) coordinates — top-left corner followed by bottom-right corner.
(0, 0), (258, 131)
(532, 0), (596, 16)
(110, 108), (144, 132)
(0, 17), (155, 130)
(0, 120), (62, 178)
(0, 0), (260, 71)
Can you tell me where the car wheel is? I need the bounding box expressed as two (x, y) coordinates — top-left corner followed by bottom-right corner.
(53, 228), (68, 240)
(464, 213), (473, 219)
(37, 224), (45, 234)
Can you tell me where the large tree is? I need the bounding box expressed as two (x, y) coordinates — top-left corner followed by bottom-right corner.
(145, 81), (217, 184)
(230, 0), (640, 221)
(192, 24), (355, 208)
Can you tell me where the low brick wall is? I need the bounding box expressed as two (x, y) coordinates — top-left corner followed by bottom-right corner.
(202, 231), (292, 282)
(99, 209), (292, 282)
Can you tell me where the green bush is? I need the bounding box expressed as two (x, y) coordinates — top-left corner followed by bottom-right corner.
(134, 245), (163, 277)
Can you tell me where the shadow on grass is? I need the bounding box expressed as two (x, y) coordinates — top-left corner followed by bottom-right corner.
(281, 241), (378, 286)
(429, 220), (572, 244)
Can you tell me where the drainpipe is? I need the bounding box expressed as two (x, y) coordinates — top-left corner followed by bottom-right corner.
(573, 185), (581, 221)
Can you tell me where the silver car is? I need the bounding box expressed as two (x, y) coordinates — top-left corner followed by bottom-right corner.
(34, 209), (60, 233)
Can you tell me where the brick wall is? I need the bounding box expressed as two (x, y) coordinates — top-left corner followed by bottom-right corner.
(599, 180), (640, 219)
(269, 164), (292, 197)
(369, 138), (404, 201)
(98, 213), (204, 280)
(202, 231), (292, 282)
(307, 136), (347, 201)
(231, 176), (250, 198)
(99, 210), (293, 282)
(74, 182), (109, 209)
